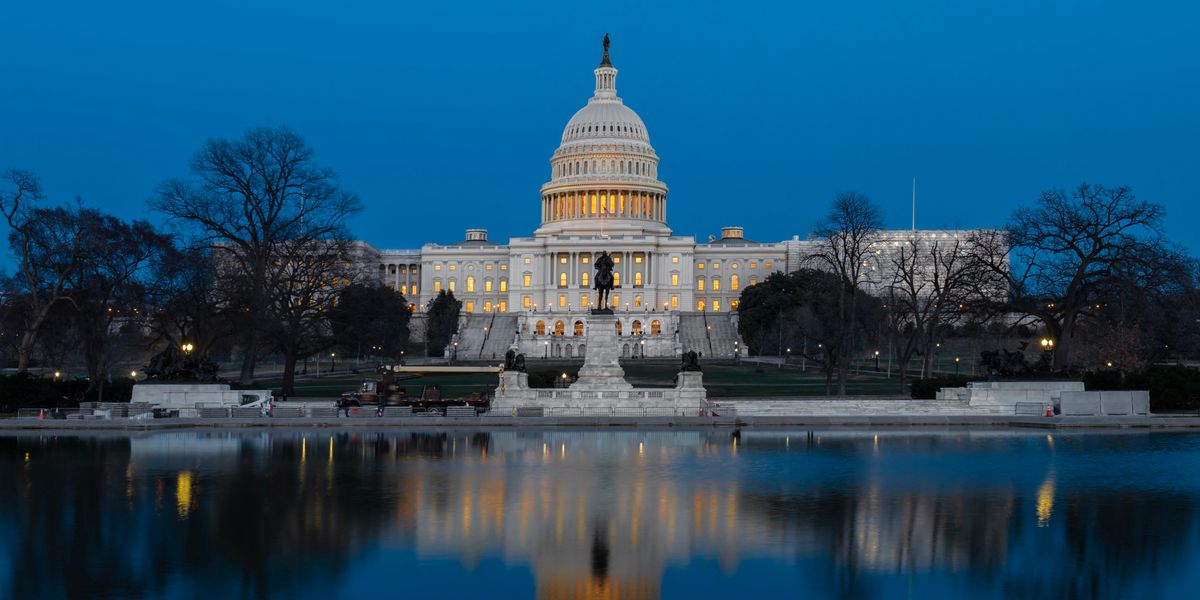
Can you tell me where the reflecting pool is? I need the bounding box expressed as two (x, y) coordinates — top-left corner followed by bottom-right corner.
(2, 429), (1199, 599)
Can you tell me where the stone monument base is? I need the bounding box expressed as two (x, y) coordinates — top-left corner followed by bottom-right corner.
(491, 371), (708, 416)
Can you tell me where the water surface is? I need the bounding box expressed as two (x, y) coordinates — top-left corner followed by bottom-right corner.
(2, 429), (1198, 599)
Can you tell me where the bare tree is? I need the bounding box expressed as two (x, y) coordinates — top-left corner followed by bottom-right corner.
(70, 213), (173, 390)
(152, 127), (362, 384)
(884, 234), (999, 390)
(0, 170), (89, 372)
(807, 191), (883, 395)
(265, 237), (362, 395)
(972, 184), (1187, 370)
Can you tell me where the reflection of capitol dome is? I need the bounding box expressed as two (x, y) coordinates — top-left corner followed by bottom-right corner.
(538, 37), (670, 237)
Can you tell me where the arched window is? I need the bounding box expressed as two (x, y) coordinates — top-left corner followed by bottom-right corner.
(730, 274), (739, 291)
(697, 299), (706, 311)
(447, 279), (456, 292)
(712, 277), (720, 291)
(500, 279), (507, 292)
(559, 272), (567, 287)
(573, 320), (584, 336)
(634, 272), (643, 287)
(613, 271), (621, 286)
(466, 276), (475, 293)
(535, 320), (545, 335)
(713, 300), (721, 312)
(433, 278), (442, 292)
(554, 320), (565, 336)
(631, 320), (643, 336)
(651, 320), (661, 335)
(485, 278), (493, 293)
(581, 271), (589, 287)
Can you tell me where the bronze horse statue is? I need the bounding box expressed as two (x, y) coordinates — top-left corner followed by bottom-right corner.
(593, 250), (615, 310)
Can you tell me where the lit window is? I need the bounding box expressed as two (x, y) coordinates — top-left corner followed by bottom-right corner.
(614, 272), (621, 286)
(486, 264), (493, 271)
(765, 261), (773, 269)
(613, 255), (621, 264)
(731, 262), (739, 269)
(634, 255), (643, 264)
(411, 285), (417, 294)
(672, 256), (679, 264)
(634, 295), (642, 307)
(484, 301), (492, 312)
(634, 272), (643, 287)
(523, 257), (531, 265)
(535, 320), (545, 334)
(433, 279), (442, 292)
(651, 320), (661, 334)
(559, 273), (567, 287)
(523, 296), (532, 309)
(581, 255), (590, 263)
(581, 294), (589, 306)
(712, 262), (720, 270)
(523, 274), (532, 288)
(500, 264), (508, 271)
(581, 272), (589, 287)
(500, 279), (507, 292)
(697, 279), (705, 291)
(671, 273), (679, 286)
(731, 299), (739, 310)
(434, 264), (442, 271)
(698, 262), (705, 270)
(670, 295), (678, 308)
(713, 300), (721, 312)
(731, 274), (739, 290)
(749, 277), (757, 286)
(560, 256), (568, 264)
(697, 299), (706, 311)
(750, 262), (757, 269)
(559, 295), (567, 308)
(484, 279), (493, 292)
(611, 294), (619, 306)
(712, 278), (720, 291)
(448, 280), (456, 292)
(449, 264), (456, 271)
(465, 301), (475, 313)
(466, 276), (475, 293)
(498, 301), (507, 312)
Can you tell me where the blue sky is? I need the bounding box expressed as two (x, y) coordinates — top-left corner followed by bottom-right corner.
(2, 0), (1198, 261)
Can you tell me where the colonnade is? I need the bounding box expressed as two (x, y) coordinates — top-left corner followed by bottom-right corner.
(541, 189), (665, 223)
(382, 263), (419, 296)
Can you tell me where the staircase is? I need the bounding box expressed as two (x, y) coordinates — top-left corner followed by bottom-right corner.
(451, 314), (490, 358)
(677, 313), (710, 357)
(479, 315), (518, 360)
(703, 312), (741, 358)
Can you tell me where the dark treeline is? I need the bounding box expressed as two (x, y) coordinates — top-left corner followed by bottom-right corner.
(0, 126), (412, 397)
(739, 185), (1200, 396)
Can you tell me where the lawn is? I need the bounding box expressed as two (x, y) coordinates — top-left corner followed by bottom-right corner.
(255, 360), (907, 398)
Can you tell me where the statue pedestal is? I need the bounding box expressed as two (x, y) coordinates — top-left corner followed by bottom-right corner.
(571, 313), (632, 390)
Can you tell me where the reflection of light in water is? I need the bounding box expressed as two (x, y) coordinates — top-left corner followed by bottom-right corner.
(1046, 434), (1054, 449)
(301, 437), (307, 464)
(1036, 469), (1056, 527)
(176, 471), (194, 519)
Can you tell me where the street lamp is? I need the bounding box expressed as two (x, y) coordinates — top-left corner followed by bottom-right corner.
(130, 371), (137, 379)
(452, 342), (458, 363)
(181, 342), (194, 355)
(874, 350), (880, 371)
(954, 356), (961, 376)
(640, 339), (645, 358)
(53, 371), (61, 380)
(544, 340), (549, 358)
(330, 352), (336, 372)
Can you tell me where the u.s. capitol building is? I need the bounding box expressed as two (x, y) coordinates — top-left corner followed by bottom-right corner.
(358, 40), (981, 360)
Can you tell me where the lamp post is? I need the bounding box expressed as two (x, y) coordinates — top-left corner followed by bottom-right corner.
(544, 340), (549, 358)
(452, 342), (458, 364)
(954, 356), (961, 376)
(874, 350), (880, 371)
(330, 352), (336, 373)
(1040, 337), (1055, 370)
(784, 347), (790, 369)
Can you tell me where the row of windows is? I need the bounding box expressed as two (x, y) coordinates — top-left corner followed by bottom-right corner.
(695, 275), (756, 292)
(432, 277), (509, 294)
(432, 263), (508, 272)
(463, 300), (508, 313)
(565, 122), (645, 138)
(696, 260), (773, 270)
(556, 158), (654, 178)
(544, 191), (663, 221)
(695, 299), (739, 312)
(532, 319), (662, 336)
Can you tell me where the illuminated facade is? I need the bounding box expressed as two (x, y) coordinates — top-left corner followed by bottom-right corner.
(363, 41), (986, 359)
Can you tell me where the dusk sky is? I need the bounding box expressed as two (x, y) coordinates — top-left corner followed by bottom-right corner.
(2, 0), (1198, 263)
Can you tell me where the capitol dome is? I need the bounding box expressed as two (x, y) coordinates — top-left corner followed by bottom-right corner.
(537, 35), (670, 237)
